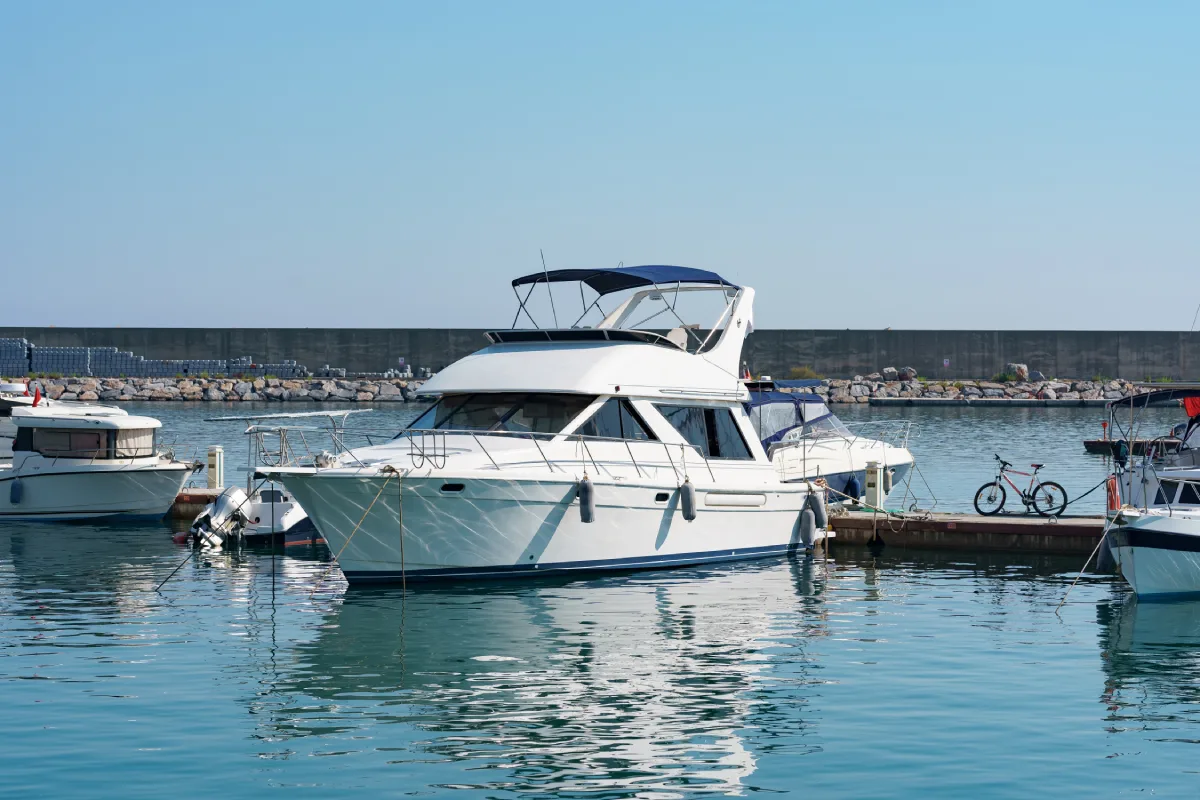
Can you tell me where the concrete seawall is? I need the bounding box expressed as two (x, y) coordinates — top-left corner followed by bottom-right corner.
(3, 327), (1199, 380)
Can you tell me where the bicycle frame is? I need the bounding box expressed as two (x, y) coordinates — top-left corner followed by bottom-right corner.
(996, 465), (1041, 500)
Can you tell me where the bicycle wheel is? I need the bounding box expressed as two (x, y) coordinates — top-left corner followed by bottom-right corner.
(1032, 481), (1068, 516)
(974, 481), (1006, 515)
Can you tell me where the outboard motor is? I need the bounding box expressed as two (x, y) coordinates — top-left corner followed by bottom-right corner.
(189, 486), (252, 548)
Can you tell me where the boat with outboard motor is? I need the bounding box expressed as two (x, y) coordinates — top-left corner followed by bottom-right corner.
(260, 265), (830, 584)
(186, 410), (374, 548)
(0, 405), (198, 520)
(1105, 387), (1200, 596)
(744, 379), (914, 503)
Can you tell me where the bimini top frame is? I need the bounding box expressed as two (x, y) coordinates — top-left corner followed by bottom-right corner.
(504, 265), (742, 353)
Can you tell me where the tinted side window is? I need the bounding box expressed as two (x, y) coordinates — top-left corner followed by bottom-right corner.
(577, 398), (656, 441)
(1181, 482), (1200, 505)
(709, 408), (752, 459)
(657, 405), (753, 460)
(658, 406), (709, 453)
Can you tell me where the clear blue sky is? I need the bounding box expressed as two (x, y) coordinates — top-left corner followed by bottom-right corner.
(2, 2), (1196, 329)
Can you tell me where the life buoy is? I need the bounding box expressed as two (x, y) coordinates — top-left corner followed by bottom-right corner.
(1106, 475), (1120, 512)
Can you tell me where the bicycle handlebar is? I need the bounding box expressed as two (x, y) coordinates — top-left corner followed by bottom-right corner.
(994, 454), (1012, 468)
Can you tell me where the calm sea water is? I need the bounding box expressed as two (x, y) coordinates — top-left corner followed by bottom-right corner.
(2, 403), (1197, 797)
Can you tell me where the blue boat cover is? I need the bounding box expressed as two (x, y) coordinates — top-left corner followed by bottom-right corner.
(512, 265), (737, 296)
(744, 390), (831, 447)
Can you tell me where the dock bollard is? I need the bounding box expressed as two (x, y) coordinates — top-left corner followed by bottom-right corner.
(207, 446), (225, 490)
(865, 461), (883, 508)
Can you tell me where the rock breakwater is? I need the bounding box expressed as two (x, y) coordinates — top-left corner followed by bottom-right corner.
(25, 377), (425, 403)
(807, 375), (1147, 403)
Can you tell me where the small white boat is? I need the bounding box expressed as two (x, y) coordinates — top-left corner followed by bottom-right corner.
(1106, 388), (1200, 597)
(261, 265), (829, 584)
(744, 380), (914, 503)
(187, 410), (372, 548)
(0, 405), (197, 521)
(1, 381), (129, 461)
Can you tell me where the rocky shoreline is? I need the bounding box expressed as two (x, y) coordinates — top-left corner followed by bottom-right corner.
(8, 373), (1157, 404)
(25, 377), (425, 403)
(808, 375), (1144, 403)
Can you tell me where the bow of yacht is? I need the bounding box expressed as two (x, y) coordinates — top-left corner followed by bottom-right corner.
(261, 265), (829, 584)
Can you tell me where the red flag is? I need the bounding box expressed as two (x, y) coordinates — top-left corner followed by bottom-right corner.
(32, 386), (40, 407)
(1185, 397), (1200, 419)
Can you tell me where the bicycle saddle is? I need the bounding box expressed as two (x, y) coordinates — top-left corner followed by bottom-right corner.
(1030, 463), (1045, 468)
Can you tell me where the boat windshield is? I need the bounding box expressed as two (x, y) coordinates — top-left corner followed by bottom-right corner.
(405, 393), (597, 436)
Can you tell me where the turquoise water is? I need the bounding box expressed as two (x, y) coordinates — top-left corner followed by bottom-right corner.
(2, 403), (1198, 796)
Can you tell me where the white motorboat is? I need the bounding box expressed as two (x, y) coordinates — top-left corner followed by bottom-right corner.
(1105, 388), (1200, 597)
(261, 265), (829, 584)
(744, 380), (914, 504)
(0, 405), (197, 521)
(1, 381), (130, 461)
(186, 410), (374, 548)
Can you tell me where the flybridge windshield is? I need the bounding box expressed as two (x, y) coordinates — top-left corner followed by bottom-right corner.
(504, 265), (745, 354)
(406, 393), (596, 436)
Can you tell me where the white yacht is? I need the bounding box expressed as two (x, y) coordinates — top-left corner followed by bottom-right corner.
(0, 405), (197, 521)
(261, 265), (830, 584)
(744, 381), (914, 503)
(1107, 388), (1200, 597)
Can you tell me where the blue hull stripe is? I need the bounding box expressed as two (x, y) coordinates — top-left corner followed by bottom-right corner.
(342, 543), (800, 584)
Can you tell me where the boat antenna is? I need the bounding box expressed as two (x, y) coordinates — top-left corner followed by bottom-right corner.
(1190, 300), (1200, 331)
(541, 249), (559, 328)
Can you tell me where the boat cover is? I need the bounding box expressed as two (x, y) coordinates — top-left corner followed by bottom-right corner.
(744, 390), (831, 447)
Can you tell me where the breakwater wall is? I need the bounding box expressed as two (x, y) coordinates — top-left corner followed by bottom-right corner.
(17, 375), (1141, 405)
(3, 327), (1200, 380)
(30, 377), (422, 403)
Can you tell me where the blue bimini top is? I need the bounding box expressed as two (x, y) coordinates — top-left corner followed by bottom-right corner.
(511, 265), (737, 296)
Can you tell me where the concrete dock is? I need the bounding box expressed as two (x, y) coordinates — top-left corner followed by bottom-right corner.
(830, 511), (1105, 554)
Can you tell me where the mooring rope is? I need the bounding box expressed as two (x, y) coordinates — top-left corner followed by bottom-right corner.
(1055, 511), (1117, 615)
(309, 470), (396, 597)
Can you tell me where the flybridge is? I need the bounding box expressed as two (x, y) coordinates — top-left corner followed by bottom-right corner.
(500, 265), (747, 357)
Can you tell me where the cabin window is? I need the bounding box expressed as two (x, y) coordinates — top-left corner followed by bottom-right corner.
(17, 427), (119, 458)
(1180, 483), (1200, 505)
(31, 429), (71, 455)
(406, 393), (596, 436)
(575, 398), (656, 441)
(655, 405), (753, 460)
(1154, 480), (1180, 505)
(115, 429), (156, 458)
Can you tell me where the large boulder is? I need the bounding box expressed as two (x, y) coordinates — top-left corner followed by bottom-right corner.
(309, 389), (329, 401)
(1005, 363), (1029, 381)
(898, 366), (918, 381)
(849, 384), (870, 397)
(881, 367), (899, 381)
(1041, 388), (1057, 400)
(203, 387), (224, 401)
(1029, 370), (1046, 382)
(233, 381), (253, 396)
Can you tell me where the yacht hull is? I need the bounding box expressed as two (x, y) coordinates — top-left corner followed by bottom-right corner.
(1112, 517), (1200, 598)
(278, 473), (813, 583)
(0, 465), (191, 521)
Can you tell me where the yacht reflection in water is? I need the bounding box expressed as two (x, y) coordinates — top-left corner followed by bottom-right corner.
(256, 558), (831, 794)
(1098, 597), (1200, 731)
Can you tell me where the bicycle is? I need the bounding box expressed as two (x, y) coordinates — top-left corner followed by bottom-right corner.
(973, 454), (1068, 516)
